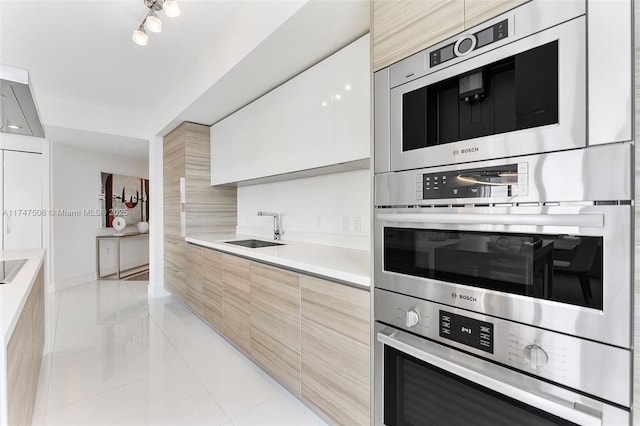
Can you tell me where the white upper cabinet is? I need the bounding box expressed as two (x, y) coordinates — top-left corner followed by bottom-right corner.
(282, 56), (334, 172)
(334, 34), (370, 164)
(211, 34), (370, 186)
(211, 88), (283, 185)
(247, 88), (283, 177)
(210, 116), (235, 184)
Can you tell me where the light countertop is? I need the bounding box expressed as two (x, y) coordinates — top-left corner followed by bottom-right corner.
(186, 235), (370, 289)
(0, 249), (45, 347)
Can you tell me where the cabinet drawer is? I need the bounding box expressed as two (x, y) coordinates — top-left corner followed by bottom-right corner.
(250, 262), (301, 393)
(222, 254), (251, 352)
(300, 275), (370, 425)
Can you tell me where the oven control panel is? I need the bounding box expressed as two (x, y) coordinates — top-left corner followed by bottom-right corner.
(374, 289), (631, 407)
(418, 163), (528, 201)
(440, 311), (494, 353)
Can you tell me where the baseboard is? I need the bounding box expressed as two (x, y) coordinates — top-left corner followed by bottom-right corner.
(148, 284), (171, 298)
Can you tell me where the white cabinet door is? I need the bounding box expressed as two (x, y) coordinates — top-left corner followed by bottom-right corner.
(282, 56), (334, 172)
(245, 88), (283, 179)
(211, 119), (235, 185)
(211, 88), (283, 185)
(3, 150), (42, 249)
(334, 34), (371, 163)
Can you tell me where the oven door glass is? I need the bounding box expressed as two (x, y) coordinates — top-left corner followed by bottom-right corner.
(384, 228), (602, 309)
(383, 345), (576, 426)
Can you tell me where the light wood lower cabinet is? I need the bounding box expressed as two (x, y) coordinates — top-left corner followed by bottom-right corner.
(6, 264), (44, 426)
(250, 262), (301, 394)
(202, 248), (224, 331)
(301, 275), (370, 425)
(222, 254), (252, 353)
(185, 244), (203, 316)
(184, 244), (370, 424)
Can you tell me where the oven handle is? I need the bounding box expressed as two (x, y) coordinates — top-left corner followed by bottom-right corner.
(376, 212), (604, 228)
(377, 328), (603, 426)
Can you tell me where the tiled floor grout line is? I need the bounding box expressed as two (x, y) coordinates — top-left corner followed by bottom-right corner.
(42, 363), (189, 417)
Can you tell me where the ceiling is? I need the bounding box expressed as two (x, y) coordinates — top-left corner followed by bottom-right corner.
(0, 0), (370, 160)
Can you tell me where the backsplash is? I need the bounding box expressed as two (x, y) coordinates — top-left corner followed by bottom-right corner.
(236, 169), (370, 250)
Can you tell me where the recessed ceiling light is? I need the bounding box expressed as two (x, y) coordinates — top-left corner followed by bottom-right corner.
(7, 125), (22, 130)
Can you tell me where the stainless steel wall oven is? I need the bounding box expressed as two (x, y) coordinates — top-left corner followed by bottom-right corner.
(373, 1), (633, 422)
(373, 146), (633, 425)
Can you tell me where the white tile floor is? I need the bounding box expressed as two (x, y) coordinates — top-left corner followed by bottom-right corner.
(32, 280), (328, 426)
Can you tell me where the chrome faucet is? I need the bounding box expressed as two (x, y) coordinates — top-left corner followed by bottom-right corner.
(257, 211), (281, 240)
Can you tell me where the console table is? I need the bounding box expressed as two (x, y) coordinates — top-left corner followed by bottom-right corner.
(96, 232), (149, 279)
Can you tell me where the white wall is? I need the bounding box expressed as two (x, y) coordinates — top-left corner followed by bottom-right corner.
(147, 136), (167, 297)
(51, 143), (148, 291)
(237, 169), (370, 250)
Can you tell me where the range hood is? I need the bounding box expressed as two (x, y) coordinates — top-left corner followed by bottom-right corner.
(0, 64), (45, 138)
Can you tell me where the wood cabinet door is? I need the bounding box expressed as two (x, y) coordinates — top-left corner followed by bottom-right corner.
(222, 254), (252, 352)
(202, 248), (224, 332)
(465, 0), (529, 29)
(163, 125), (185, 240)
(300, 275), (370, 425)
(185, 244), (204, 316)
(373, 0), (464, 71)
(164, 235), (186, 302)
(250, 262), (301, 394)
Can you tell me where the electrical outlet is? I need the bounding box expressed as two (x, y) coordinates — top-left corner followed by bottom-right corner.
(352, 216), (361, 233)
(106, 247), (110, 255)
(342, 216), (350, 232)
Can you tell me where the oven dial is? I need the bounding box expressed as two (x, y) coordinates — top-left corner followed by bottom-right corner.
(523, 344), (549, 369)
(405, 309), (420, 328)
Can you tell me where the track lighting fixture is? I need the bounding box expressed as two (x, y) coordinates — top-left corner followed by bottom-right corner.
(132, 0), (180, 46)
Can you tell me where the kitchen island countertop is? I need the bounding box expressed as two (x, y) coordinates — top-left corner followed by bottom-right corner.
(0, 248), (45, 347)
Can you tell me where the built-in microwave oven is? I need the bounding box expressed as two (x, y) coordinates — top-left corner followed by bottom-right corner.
(374, 0), (633, 173)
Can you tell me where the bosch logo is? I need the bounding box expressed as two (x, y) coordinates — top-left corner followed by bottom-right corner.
(461, 147), (479, 154)
(452, 292), (477, 302)
(453, 147), (478, 155)
(460, 294), (477, 302)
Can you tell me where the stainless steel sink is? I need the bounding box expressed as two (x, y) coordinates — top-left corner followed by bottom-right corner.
(225, 239), (284, 249)
(0, 259), (27, 284)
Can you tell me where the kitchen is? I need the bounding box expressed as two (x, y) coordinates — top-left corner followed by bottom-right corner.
(0, 0), (637, 425)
